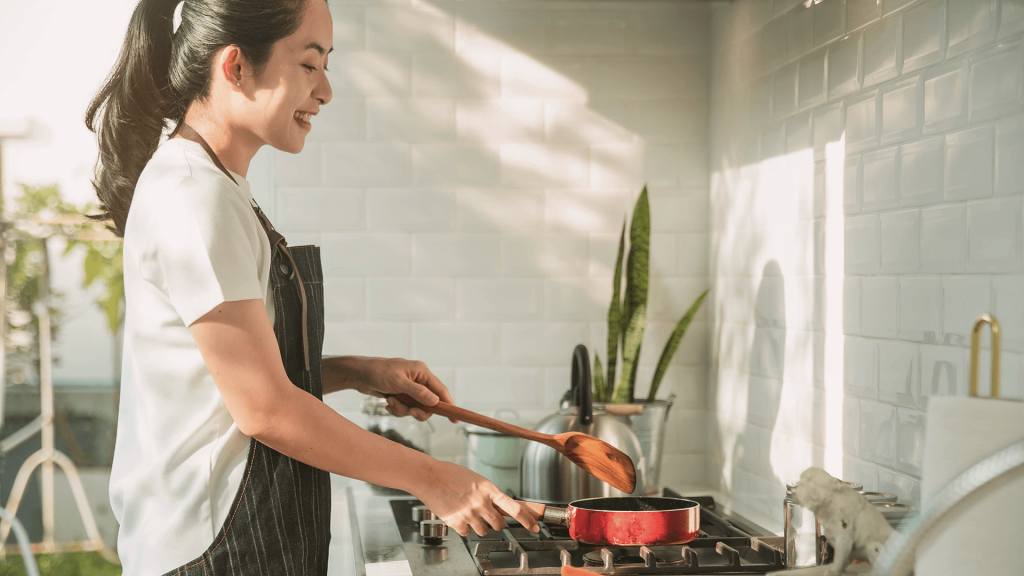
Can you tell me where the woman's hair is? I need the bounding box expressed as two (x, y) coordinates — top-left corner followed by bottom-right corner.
(85, 0), (319, 236)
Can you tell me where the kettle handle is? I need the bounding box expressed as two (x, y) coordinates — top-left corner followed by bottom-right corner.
(572, 344), (593, 425)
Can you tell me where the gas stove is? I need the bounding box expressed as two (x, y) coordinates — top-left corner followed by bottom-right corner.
(360, 489), (786, 576)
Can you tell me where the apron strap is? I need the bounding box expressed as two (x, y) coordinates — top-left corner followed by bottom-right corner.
(171, 123), (311, 371)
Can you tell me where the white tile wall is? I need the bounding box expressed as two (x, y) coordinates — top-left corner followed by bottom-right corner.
(711, 0), (1024, 521)
(275, 1), (712, 476)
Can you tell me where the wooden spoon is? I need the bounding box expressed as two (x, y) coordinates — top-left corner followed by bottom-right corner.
(391, 394), (637, 494)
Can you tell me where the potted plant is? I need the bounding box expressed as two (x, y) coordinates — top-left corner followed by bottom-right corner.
(591, 185), (708, 494)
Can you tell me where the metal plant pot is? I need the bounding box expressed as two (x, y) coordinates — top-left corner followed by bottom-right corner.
(594, 396), (675, 494)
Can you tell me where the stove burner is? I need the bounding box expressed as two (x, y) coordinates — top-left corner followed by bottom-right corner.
(582, 547), (686, 568)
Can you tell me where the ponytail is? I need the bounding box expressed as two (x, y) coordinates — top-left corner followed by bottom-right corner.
(86, 0), (315, 236)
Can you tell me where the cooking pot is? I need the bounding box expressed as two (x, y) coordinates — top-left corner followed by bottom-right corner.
(520, 344), (646, 503)
(507, 496), (700, 546)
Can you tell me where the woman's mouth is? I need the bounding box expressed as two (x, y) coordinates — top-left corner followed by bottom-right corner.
(294, 111), (312, 130)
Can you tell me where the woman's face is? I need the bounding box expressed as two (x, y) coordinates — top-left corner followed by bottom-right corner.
(247, 0), (333, 154)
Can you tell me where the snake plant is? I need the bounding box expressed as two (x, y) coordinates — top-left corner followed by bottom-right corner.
(595, 186), (709, 404)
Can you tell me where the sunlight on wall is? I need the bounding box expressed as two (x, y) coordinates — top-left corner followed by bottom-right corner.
(824, 135), (846, 479)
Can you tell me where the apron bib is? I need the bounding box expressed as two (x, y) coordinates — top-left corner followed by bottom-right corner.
(163, 126), (331, 576)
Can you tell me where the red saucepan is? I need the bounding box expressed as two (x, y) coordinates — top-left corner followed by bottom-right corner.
(505, 496), (701, 546)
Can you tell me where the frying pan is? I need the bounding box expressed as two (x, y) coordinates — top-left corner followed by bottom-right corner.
(506, 496), (701, 546)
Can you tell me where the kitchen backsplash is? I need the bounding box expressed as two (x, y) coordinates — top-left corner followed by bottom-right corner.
(710, 0), (1024, 524)
(251, 0), (713, 485)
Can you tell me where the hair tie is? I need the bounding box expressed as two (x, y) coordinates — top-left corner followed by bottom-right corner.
(172, 1), (185, 35)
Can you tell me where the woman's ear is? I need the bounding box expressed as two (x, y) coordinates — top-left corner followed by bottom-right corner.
(217, 45), (248, 87)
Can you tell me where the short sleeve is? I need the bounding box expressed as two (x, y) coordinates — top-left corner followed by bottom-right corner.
(140, 175), (265, 326)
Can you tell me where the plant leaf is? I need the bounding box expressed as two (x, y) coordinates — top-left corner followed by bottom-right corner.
(610, 186), (650, 403)
(648, 289), (709, 402)
(606, 219), (626, 399)
(593, 352), (606, 403)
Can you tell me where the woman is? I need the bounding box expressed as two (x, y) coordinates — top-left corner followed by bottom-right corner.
(85, 0), (538, 574)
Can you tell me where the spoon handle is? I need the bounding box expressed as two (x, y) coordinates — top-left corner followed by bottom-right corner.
(390, 394), (552, 444)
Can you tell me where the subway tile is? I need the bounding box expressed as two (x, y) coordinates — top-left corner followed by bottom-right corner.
(501, 234), (589, 277)
(846, 214), (881, 274)
(843, 456), (879, 492)
(545, 102), (634, 144)
(877, 469), (920, 506)
(968, 197), (1022, 272)
(863, 146), (901, 211)
(861, 276), (899, 339)
(859, 400), (897, 468)
(412, 54), (501, 98)
(880, 209), (920, 273)
(922, 57), (969, 134)
(899, 277), (941, 343)
(545, 190), (630, 233)
(942, 276), (991, 346)
(323, 323), (409, 358)
(847, 0), (881, 32)
(845, 90), (879, 153)
(304, 99), (363, 143)
(845, 337), (878, 399)
(946, 0), (996, 58)
(815, 102), (844, 162)
(799, 49), (827, 110)
(366, 99), (454, 142)
(879, 74), (923, 145)
(276, 145), (321, 187)
(1002, 0), (1024, 39)
(787, 4), (815, 62)
(502, 323), (589, 366)
(454, 7), (546, 54)
(456, 279), (543, 321)
(366, 278), (454, 321)
(773, 63), (799, 119)
(751, 77), (773, 127)
(322, 143), (412, 187)
(920, 205), (966, 273)
(814, 0), (845, 47)
(412, 323), (499, 366)
(631, 9), (710, 56)
(649, 189), (709, 233)
(456, 367), (545, 409)
(413, 144), (501, 187)
(996, 116), (1024, 196)
(650, 278), (712, 322)
(456, 100), (544, 143)
(864, 15), (902, 87)
(327, 53), (411, 98)
(762, 122), (786, 160)
(367, 189), (455, 232)
(829, 33), (863, 100)
(323, 278), (365, 322)
(592, 58), (684, 100)
(591, 143), (645, 190)
(549, 12), (631, 55)
(878, 340), (920, 408)
(679, 146), (710, 189)
(277, 188), (364, 232)
(366, 6), (454, 53)
(503, 144), (589, 188)
(330, 7), (365, 52)
(320, 233), (410, 276)
(944, 125), (993, 201)
(902, 0), (946, 73)
(845, 277), (863, 335)
(896, 409), (926, 477)
(882, 0), (917, 15)
(677, 233), (709, 276)
(845, 155), (863, 214)
(999, 352), (1024, 400)
(993, 275), (1024, 352)
(456, 188), (542, 233)
(646, 145), (679, 187)
(900, 136), (944, 207)
(761, 16), (788, 72)
(920, 344), (967, 406)
(969, 41), (1024, 123)
(412, 234), (500, 277)
(502, 55), (589, 100)
(545, 278), (608, 321)
(635, 102), (707, 145)
(786, 113), (812, 153)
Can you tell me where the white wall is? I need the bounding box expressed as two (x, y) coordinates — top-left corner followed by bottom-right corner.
(290, 0), (713, 486)
(710, 0), (1024, 524)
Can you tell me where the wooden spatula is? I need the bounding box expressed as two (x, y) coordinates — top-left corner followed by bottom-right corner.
(390, 394), (636, 494)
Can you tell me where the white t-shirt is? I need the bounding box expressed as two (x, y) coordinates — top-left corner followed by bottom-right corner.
(109, 137), (276, 575)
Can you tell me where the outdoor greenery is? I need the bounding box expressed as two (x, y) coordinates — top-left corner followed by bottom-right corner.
(0, 552), (120, 576)
(593, 186), (709, 404)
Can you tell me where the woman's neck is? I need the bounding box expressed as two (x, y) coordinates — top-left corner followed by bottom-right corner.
(177, 108), (259, 178)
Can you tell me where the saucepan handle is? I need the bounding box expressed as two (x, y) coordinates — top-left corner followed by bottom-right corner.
(495, 501), (570, 527)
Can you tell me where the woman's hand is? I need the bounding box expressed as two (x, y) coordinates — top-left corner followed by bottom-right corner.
(324, 356), (454, 421)
(416, 461), (539, 537)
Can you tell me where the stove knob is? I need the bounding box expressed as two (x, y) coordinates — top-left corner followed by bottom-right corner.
(420, 519), (448, 544)
(412, 505), (436, 523)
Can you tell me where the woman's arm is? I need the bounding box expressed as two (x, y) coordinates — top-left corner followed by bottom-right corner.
(320, 356), (456, 422)
(189, 299), (536, 537)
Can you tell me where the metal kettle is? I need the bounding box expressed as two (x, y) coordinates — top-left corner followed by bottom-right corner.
(519, 344), (646, 503)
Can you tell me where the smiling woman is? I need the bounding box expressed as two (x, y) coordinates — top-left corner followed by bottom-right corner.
(83, 0), (538, 575)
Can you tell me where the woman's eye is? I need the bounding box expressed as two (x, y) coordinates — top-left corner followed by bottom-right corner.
(303, 65), (316, 72)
